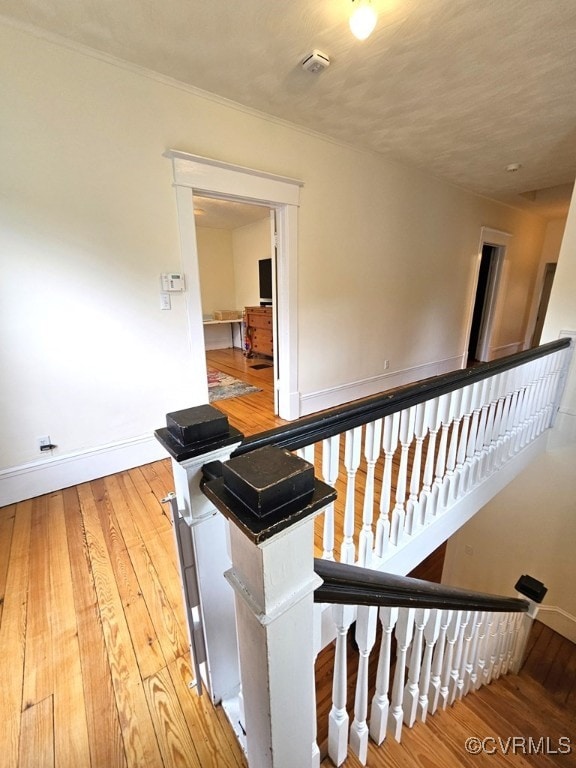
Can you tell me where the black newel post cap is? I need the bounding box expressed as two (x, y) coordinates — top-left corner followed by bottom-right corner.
(154, 404), (243, 461)
(202, 445), (337, 544)
(222, 446), (315, 518)
(515, 574), (548, 603)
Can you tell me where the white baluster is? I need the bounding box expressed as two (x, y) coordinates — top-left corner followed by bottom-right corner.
(375, 413), (400, 558)
(450, 384), (473, 506)
(370, 607), (399, 744)
(439, 610), (461, 710)
(321, 435), (340, 561)
(430, 394), (451, 515)
(428, 609), (452, 715)
(403, 608), (430, 727)
(448, 611), (470, 705)
(417, 609), (441, 723)
(484, 612), (499, 684)
(350, 606), (378, 765)
(388, 608), (415, 742)
(358, 419), (382, 567)
(419, 397), (441, 524)
(442, 389), (463, 510)
(391, 408), (416, 545)
(473, 612), (491, 690)
(463, 611), (482, 695)
(406, 403), (426, 535)
(458, 610), (479, 699)
(328, 604), (354, 766)
(341, 427), (362, 564)
(462, 381), (483, 493)
(472, 381), (491, 487)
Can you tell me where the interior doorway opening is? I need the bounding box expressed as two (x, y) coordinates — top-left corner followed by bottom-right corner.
(194, 194), (278, 418)
(466, 229), (509, 365)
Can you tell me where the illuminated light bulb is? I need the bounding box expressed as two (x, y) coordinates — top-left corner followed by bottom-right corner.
(349, 0), (377, 40)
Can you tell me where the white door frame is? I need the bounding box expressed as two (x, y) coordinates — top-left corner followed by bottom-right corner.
(466, 227), (512, 363)
(166, 150), (302, 420)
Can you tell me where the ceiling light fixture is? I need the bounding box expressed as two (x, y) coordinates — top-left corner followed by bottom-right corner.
(349, 0), (377, 40)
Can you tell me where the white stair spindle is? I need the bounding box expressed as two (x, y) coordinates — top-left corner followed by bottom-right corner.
(403, 608), (430, 727)
(473, 612), (491, 690)
(358, 419), (383, 567)
(340, 426), (362, 564)
(464, 611), (483, 695)
(419, 397), (441, 524)
(375, 413), (400, 557)
(450, 383), (473, 506)
(442, 388), (464, 510)
(370, 607), (399, 745)
(391, 408), (416, 545)
(462, 381), (483, 493)
(416, 610), (442, 723)
(448, 611), (470, 705)
(406, 403), (427, 534)
(431, 394), (451, 515)
(350, 606), (378, 765)
(458, 610), (479, 699)
(328, 604), (355, 766)
(388, 608), (415, 742)
(321, 435), (340, 561)
(428, 610), (452, 715)
(439, 610), (462, 710)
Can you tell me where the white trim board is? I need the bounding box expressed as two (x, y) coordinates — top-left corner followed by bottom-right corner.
(0, 434), (167, 506)
(536, 606), (576, 645)
(300, 354), (462, 416)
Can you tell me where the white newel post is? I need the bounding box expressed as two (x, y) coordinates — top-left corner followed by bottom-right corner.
(202, 444), (336, 768)
(155, 405), (244, 708)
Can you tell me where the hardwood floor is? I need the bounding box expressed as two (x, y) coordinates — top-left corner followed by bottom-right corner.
(1, 348), (574, 767)
(0, 463), (247, 768)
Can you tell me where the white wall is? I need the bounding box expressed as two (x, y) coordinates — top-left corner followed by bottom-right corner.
(232, 218), (271, 310)
(0, 21), (552, 501)
(443, 188), (576, 642)
(196, 227), (235, 316)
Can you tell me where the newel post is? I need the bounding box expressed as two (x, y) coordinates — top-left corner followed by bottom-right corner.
(155, 405), (244, 705)
(203, 445), (336, 768)
(510, 574), (548, 674)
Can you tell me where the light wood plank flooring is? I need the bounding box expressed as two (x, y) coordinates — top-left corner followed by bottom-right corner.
(1, 348), (575, 767)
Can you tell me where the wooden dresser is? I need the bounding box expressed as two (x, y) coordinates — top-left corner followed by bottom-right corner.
(245, 305), (273, 358)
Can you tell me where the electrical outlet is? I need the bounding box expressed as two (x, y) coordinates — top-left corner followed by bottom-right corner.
(465, 544), (474, 556)
(383, 360), (389, 370)
(38, 435), (54, 452)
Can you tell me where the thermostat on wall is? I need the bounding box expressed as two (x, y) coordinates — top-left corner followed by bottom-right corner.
(160, 273), (185, 291)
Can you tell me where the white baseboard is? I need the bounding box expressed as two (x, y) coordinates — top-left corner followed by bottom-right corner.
(0, 434), (168, 506)
(487, 341), (524, 360)
(299, 356), (462, 416)
(536, 606), (576, 644)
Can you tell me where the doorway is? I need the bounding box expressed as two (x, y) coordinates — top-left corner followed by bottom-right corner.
(167, 150), (302, 421)
(194, 194), (277, 417)
(466, 228), (509, 365)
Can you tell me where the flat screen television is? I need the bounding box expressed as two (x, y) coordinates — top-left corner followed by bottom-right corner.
(259, 258), (273, 305)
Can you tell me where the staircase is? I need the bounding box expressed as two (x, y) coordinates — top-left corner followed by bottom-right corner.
(320, 621), (575, 768)
(154, 338), (574, 768)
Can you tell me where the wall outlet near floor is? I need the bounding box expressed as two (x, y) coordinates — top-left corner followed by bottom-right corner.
(38, 435), (54, 452)
(465, 544), (474, 556)
(383, 360), (389, 370)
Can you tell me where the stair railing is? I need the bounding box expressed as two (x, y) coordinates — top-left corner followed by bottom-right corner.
(155, 339), (570, 767)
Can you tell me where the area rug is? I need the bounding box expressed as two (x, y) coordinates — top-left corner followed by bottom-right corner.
(207, 367), (261, 402)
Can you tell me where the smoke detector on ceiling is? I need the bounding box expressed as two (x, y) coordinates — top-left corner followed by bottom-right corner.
(301, 50), (330, 73)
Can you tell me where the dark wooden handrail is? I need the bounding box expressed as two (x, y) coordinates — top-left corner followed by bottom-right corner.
(233, 338), (570, 457)
(313, 559), (529, 613)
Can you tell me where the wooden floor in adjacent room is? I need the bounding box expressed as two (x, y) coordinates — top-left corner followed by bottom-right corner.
(1, 347), (575, 767)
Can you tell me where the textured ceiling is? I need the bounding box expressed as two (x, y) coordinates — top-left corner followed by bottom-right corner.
(2, 0), (576, 218)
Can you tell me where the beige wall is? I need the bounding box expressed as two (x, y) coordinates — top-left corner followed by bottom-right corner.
(0, 21), (551, 477)
(196, 227), (235, 316)
(232, 218), (271, 310)
(443, 188), (576, 641)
